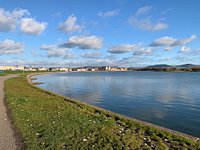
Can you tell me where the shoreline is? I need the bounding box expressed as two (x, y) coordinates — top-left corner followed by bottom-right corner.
(28, 72), (200, 142)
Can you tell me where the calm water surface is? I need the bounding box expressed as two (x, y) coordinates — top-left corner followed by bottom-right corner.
(35, 71), (200, 137)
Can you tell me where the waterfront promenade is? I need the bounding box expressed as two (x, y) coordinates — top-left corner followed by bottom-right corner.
(0, 75), (18, 150)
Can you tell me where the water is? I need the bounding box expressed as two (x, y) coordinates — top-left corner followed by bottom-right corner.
(35, 71), (200, 137)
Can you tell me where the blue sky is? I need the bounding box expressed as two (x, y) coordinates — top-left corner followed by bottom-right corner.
(0, 0), (200, 67)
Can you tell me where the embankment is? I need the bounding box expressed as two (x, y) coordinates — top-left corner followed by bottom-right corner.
(4, 73), (200, 149)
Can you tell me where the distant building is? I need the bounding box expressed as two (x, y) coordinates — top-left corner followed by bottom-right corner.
(24, 67), (37, 71)
(77, 68), (87, 72)
(48, 67), (60, 71)
(38, 67), (47, 71)
(60, 68), (69, 72)
(88, 68), (96, 72)
(0, 65), (128, 72)
(0, 65), (24, 71)
(99, 66), (111, 71)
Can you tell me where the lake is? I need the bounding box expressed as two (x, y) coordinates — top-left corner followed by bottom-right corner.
(35, 71), (200, 137)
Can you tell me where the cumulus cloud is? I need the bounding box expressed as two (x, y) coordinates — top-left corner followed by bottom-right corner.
(41, 44), (76, 59)
(20, 18), (47, 35)
(0, 8), (47, 35)
(81, 52), (102, 58)
(172, 34), (197, 46)
(108, 44), (139, 54)
(133, 47), (152, 56)
(98, 9), (119, 17)
(60, 35), (103, 50)
(150, 34), (197, 50)
(180, 46), (191, 53)
(129, 17), (168, 32)
(150, 36), (176, 47)
(58, 15), (82, 33)
(0, 8), (29, 32)
(41, 44), (62, 58)
(128, 6), (168, 32)
(0, 39), (24, 55)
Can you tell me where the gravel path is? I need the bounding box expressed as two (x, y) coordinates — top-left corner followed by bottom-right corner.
(0, 74), (19, 150)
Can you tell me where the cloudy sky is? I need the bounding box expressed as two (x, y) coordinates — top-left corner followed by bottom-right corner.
(0, 0), (200, 67)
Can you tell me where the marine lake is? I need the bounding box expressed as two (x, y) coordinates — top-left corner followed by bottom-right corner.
(35, 71), (200, 137)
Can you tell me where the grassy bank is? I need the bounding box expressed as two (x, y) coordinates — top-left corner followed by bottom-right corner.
(0, 70), (23, 76)
(5, 75), (200, 149)
(0, 70), (53, 76)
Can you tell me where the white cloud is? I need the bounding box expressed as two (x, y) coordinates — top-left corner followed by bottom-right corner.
(108, 44), (139, 54)
(20, 18), (47, 35)
(135, 6), (152, 16)
(40, 44), (76, 59)
(150, 34), (197, 50)
(47, 49), (66, 58)
(63, 52), (76, 59)
(81, 52), (102, 58)
(0, 8), (47, 35)
(98, 9), (119, 17)
(41, 44), (67, 57)
(180, 46), (191, 53)
(133, 47), (152, 56)
(40, 44), (56, 51)
(0, 39), (24, 55)
(172, 34), (197, 46)
(58, 15), (82, 34)
(150, 36), (177, 47)
(0, 8), (29, 32)
(61, 35), (103, 50)
(129, 6), (168, 32)
(129, 17), (168, 32)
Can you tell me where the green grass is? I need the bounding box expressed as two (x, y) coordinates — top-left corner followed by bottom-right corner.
(5, 75), (200, 149)
(0, 70), (21, 76)
(0, 70), (51, 76)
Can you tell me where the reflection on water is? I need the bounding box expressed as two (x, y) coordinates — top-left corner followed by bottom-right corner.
(35, 71), (200, 137)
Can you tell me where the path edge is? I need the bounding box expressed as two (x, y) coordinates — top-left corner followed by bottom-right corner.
(3, 75), (26, 150)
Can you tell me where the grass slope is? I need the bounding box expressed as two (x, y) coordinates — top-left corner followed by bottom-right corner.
(0, 70), (23, 76)
(5, 75), (200, 150)
(0, 70), (50, 76)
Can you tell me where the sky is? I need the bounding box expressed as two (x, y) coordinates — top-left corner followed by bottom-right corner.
(0, 0), (200, 67)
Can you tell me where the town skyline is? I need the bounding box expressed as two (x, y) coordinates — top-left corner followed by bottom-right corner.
(1, 0), (200, 67)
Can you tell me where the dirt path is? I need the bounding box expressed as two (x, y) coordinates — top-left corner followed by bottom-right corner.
(0, 74), (19, 150)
